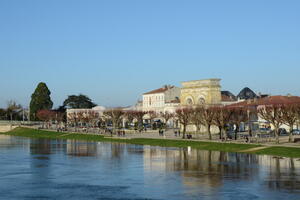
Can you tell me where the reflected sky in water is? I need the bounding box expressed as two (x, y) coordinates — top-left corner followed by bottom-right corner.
(0, 135), (299, 200)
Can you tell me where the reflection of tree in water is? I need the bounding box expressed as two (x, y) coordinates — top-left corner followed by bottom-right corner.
(126, 144), (145, 155)
(30, 139), (51, 155)
(143, 147), (261, 189)
(30, 138), (67, 155)
(0, 135), (30, 149)
(265, 157), (300, 191)
(110, 143), (126, 159)
(67, 140), (97, 157)
(173, 149), (260, 188)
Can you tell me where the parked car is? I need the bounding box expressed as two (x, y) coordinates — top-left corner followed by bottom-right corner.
(279, 128), (288, 136)
(259, 128), (271, 134)
(270, 128), (288, 136)
(292, 129), (300, 135)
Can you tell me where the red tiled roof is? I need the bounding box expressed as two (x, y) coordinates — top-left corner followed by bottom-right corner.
(221, 94), (236, 102)
(166, 99), (180, 104)
(143, 86), (174, 95)
(227, 96), (300, 107)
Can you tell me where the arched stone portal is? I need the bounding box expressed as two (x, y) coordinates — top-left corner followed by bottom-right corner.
(180, 79), (222, 106)
(185, 97), (194, 105)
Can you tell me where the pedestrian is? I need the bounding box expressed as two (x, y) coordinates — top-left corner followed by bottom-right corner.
(245, 136), (249, 143)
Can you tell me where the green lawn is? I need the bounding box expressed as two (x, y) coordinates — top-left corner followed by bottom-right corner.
(255, 147), (300, 158)
(2, 127), (300, 158)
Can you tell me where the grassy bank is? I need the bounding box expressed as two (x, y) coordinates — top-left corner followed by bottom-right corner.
(2, 127), (300, 158)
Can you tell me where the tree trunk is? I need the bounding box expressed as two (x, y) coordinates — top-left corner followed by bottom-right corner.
(289, 125), (293, 143)
(218, 126), (222, 139)
(182, 125), (186, 139)
(207, 125), (212, 140)
(222, 127), (227, 141)
(275, 127), (280, 144)
(196, 124), (200, 134)
(235, 124), (239, 140)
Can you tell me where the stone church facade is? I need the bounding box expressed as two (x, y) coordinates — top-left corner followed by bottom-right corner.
(180, 79), (222, 106)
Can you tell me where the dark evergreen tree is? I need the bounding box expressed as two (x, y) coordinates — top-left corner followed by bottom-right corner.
(30, 82), (53, 121)
(63, 94), (96, 109)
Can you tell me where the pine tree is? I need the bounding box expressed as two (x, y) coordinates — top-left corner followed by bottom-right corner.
(30, 82), (53, 121)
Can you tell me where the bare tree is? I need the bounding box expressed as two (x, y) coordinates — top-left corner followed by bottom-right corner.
(201, 106), (216, 140)
(213, 106), (233, 141)
(82, 110), (99, 132)
(257, 104), (284, 144)
(103, 109), (125, 135)
(160, 111), (174, 129)
(281, 104), (298, 142)
(131, 111), (147, 131)
(190, 106), (203, 134)
(6, 100), (22, 121)
(230, 107), (248, 140)
(147, 111), (157, 129)
(67, 112), (79, 132)
(124, 111), (135, 125)
(175, 108), (192, 139)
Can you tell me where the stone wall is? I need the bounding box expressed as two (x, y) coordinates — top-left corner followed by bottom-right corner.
(180, 79), (222, 106)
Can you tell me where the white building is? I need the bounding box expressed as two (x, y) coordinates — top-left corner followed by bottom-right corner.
(66, 106), (106, 123)
(142, 85), (180, 113)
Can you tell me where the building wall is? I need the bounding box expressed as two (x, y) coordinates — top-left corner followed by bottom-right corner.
(165, 87), (181, 103)
(143, 93), (165, 112)
(180, 79), (222, 106)
(142, 87), (180, 113)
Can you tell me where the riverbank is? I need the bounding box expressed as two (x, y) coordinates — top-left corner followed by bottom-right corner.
(2, 127), (300, 158)
(0, 125), (16, 133)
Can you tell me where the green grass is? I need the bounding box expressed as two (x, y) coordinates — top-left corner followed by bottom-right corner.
(2, 127), (300, 158)
(254, 147), (300, 158)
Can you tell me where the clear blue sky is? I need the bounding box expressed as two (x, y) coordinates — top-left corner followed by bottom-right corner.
(0, 0), (299, 108)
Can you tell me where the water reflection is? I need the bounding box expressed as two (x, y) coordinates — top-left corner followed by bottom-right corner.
(260, 155), (300, 192)
(0, 135), (300, 199)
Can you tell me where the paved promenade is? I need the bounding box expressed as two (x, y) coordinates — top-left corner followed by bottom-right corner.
(0, 125), (16, 133)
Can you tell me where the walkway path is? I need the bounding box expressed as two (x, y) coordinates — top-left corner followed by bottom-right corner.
(239, 146), (269, 153)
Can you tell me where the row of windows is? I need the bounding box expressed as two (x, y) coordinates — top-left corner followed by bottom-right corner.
(144, 95), (164, 101)
(143, 102), (165, 107)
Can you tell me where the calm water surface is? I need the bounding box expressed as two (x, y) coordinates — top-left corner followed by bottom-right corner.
(0, 135), (300, 200)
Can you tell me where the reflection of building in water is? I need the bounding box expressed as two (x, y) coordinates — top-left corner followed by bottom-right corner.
(0, 135), (34, 149)
(67, 140), (97, 157)
(257, 155), (300, 191)
(30, 139), (66, 155)
(143, 147), (260, 191)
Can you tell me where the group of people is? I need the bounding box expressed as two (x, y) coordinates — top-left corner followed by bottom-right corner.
(174, 130), (181, 137)
(117, 130), (126, 137)
(159, 129), (165, 136)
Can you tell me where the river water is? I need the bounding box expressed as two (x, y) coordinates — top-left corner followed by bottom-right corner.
(0, 135), (299, 200)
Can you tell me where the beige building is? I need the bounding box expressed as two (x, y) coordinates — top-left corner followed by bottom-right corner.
(142, 85), (180, 113)
(180, 79), (222, 106)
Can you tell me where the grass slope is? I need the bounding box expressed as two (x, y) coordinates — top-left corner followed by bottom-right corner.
(2, 127), (300, 158)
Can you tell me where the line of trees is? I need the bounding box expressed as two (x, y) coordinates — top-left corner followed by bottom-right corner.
(0, 100), (24, 121)
(175, 103), (300, 143)
(257, 103), (300, 143)
(61, 109), (176, 134)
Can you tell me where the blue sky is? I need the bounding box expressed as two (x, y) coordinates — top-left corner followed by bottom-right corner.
(0, 0), (300, 108)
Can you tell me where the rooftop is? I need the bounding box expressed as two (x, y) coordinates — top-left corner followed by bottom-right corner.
(143, 85), (175, 95)
(228, 95), (300, 107)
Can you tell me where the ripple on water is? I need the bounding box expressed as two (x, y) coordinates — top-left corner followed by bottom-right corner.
(19, 183), (158, 200)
